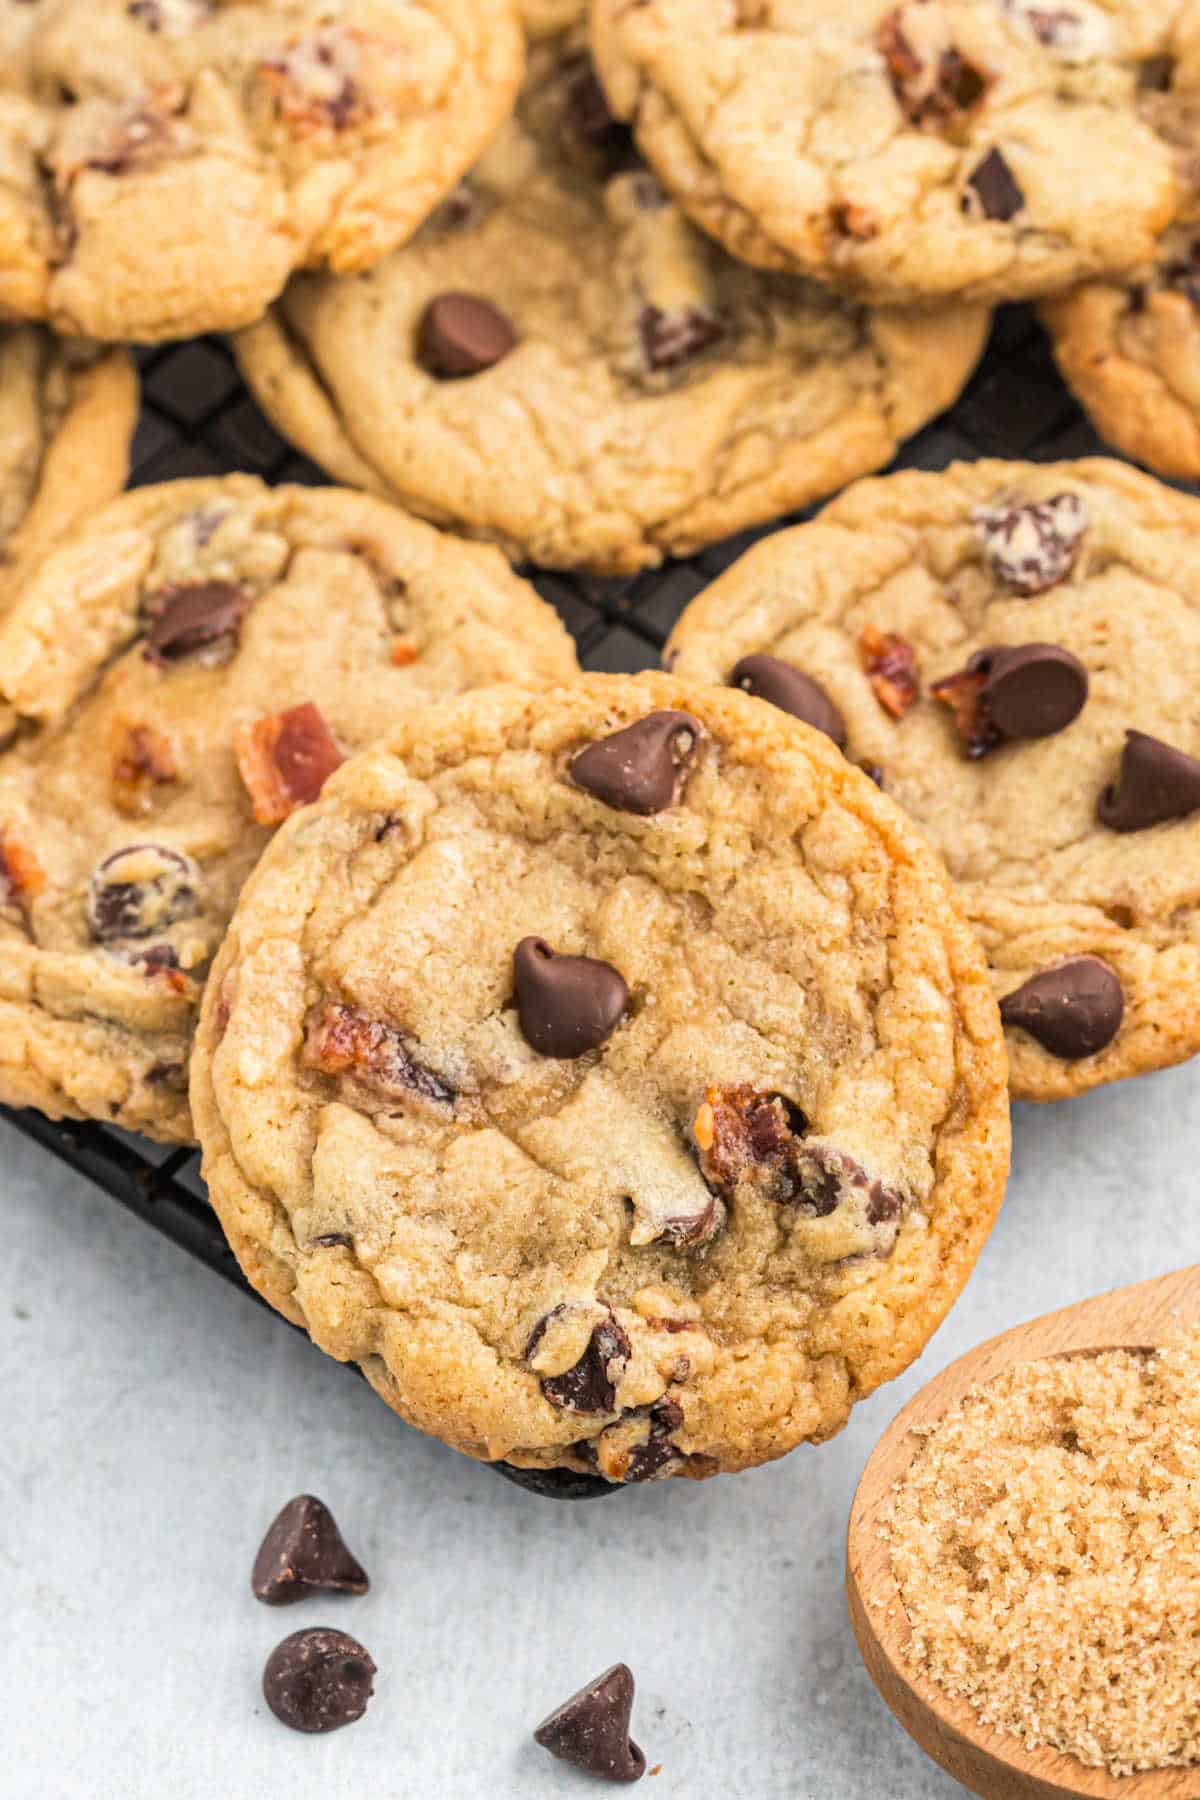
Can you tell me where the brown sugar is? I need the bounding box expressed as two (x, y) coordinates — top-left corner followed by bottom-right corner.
(884, 1332), (1200, 1777)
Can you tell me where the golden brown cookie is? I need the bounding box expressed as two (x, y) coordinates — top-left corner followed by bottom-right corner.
(190, 674), (1010, 1482)
(668, 457), (1200, 1101)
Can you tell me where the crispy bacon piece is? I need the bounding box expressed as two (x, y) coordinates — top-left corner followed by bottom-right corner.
(235, 702), (343, 826)
(693, 1083), (808, 1203)
(858, 626), (921, 719)
(0, 829), (46, 914)
(111, 722), (179, 817)
(389, 638), (419, 667)
(303, 1001), (455, 1105)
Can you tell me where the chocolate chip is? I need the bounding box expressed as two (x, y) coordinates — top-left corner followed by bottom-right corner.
(1097, 730), (1200, 832)
(878, 9), (989, 125)
(974, 492), (1087, 595)
(86, 844), (203, 941)
(792, 1144), (904, 1225)
(1138, 54), (1175, 91)
(999, 958), (1124, 1059)
(262, 1628), (376, 1734)
(730, 654), (847, 747)
(565, 58), (634, 169)
(622, 1399), (685, 1484)
(932, 643), (1088, 756)
(416, 294), (517, 377)
(312, 1232), (353, 1248)
(967, 147), (1024, 219)
(569, 711), (702, 815)
(639, 305), (725, 373)
(513, 939), (629, 1059)
(142, 581), (254, 665)
(534, 1664), (646, 1783)
(528, 1310), (631, 1414)
(252, 1496), (368, 1606)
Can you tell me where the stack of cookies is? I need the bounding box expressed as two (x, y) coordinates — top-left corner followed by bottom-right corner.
(2, 0), (1199, 1492)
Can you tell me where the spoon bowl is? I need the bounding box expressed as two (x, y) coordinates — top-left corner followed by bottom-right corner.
(846, 1266), (1200, 1799)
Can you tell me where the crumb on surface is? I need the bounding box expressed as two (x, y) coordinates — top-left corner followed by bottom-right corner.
(885, 1331), (1200, 1778)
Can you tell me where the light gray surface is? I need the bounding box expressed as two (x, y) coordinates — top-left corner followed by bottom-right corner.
(3, 1064), (1196, 1800)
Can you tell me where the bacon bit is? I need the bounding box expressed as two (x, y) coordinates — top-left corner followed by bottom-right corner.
(858, 626), (921, 719)
(648, 1317), (697, 1335)
(390, 638), (419, 667)
(111, 722), (179, 817)
(0, 829), (47, 910)
(830, 201), (879, 240)
(694, 1083), (809, 1202)
(235, 702), (344, 826)
(930, 664), (1000, 758)
(303, 1000), (455, 1105)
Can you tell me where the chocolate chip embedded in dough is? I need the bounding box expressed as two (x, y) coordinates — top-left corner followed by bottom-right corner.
(569, 710), (702, 814)
(999, 958), (1124, 1058)
(1097, 730), (1200, 832)
(417, 294), (518, 377)
(513, 939), (629, 1058)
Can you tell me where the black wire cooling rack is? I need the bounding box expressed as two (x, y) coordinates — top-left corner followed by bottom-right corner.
(1, 303), (1110, 1499)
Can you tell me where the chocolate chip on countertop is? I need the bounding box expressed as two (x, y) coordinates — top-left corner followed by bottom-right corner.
(513, 938), (629, 1058)
(569, 710), (702, 815)
(999, 957), (1124, 1059)
(142, 580), (255, 665)
(1097, 730), (1200, 831)
(534, 1663), (646, 1783)
(252, 1495), (368, 1606)
(262, 1628), (376, 1734)
(932, 642), (1088, 756)
(417, 293), (517, 377)
(967, 147), (1024, 219)
(730, 654), (847, 747)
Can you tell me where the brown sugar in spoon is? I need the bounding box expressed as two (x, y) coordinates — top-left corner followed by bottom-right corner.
(846, 1266), (1200, 1800)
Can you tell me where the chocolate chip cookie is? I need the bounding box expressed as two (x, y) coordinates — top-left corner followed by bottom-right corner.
(589, 1), (1179, 305)
(1, 0), (524, 341)
(0, 475), (576, 1141)
(232, 31), (988, 574)
(667, 457), (1200, 1101)
(190, 675), (1009, 1482)
(0, 325), (136, 606)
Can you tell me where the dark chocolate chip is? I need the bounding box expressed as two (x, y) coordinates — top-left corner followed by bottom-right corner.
(1000, 957), (1123, 1059)
(730, 654), (847, 747)
(791, 1143), (904, 1224)
(142, 581), (255, 666)
(1097, 730), (1200, 832)
(262, 1628), (376, 1734)
(639, 304), (725, 372)
(86, 844), (202, 941)
(967, 147), (1024, 219)
(933, 642), (1088, 756)
(534, 1664), (646, 1783)
(569, 710), (702, 815)
(513, 938), (629, 1058)
(974, 491), (1087, 595)
(622, 1398), (685, 1483)
(416, 293), (517, 377)
(311, 1232), (353, 1248)
(528, 1310), (631, 1414)
(252, 1496), (368, 1606)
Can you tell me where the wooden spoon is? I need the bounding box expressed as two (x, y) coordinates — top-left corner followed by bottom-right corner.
(846, 1266), (1200, 1800)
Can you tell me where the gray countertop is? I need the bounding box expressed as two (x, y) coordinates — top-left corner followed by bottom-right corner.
(5, 1062), (1196, 1800)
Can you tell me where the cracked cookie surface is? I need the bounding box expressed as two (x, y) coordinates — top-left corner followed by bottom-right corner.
(190, 674), (1009, 1481)
(590, 0), (1179, 304)
(0, 475), (576, 1141)
(0, 0), (523, 341)
(0, 324), (136, 610)
(667, 457), (1200, 1100)
(232, 29), (988, 573)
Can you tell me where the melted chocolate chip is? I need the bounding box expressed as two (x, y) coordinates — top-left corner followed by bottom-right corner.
(417, 294), (517, 377)
(999, 958), (1124, 1059)
(569, 711), (701, 815)
(639, 305), (725, 373)
(730, 654), (847, 746)
(1097, 730), (1200, 832)
(252, 1496), (368, 1606)
(932, 643), (1088, 756)
(974, 492), (1087, 595)
(513, 939), (629, 1059)
(86, 844), (202, 941)
(622, 1399), (685, 1484)
(142, 581), (254, 665)
(534, 1664), (646, 1783)
(793, 1144), (904, 1225)
(262, 1629), (376, 1734)
(529, 1310), (631, 1415)
(967, 147), (1024, 219)
(878, 9), (989, 125)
